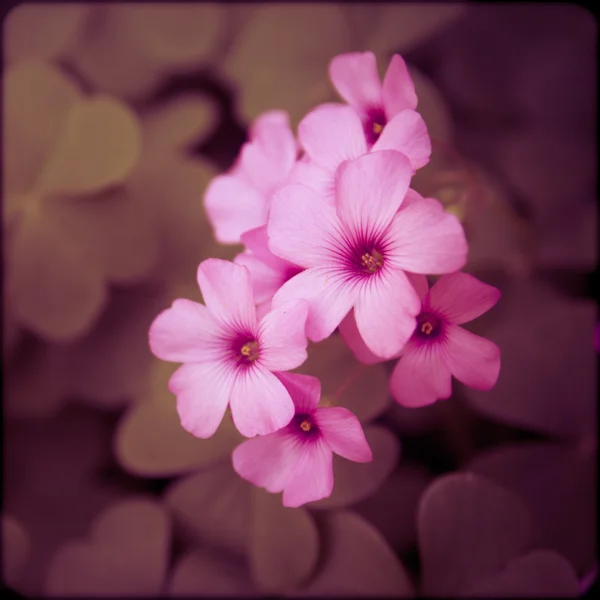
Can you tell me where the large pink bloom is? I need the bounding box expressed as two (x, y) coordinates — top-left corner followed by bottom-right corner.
(329, 51), (418, 146)
(149, 259), (309, 438)
(234, 225), (303, 318)
(232, 372), (372, 507)
(204, 110), (297, 243)
(269, 150), (468, 359)
(341, 272), (502, 407)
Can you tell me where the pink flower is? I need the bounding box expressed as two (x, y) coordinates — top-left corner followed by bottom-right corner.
(268, 150), (468, 360)
(232, 372), (372, 507)
(341, 272), (502, 407)
(329, 51), (418, 146)
(234, 226), (303, 318)
(204, 110), (297, 244)
(149, 259), (309, 438)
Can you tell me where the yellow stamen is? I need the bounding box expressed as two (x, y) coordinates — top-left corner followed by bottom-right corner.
(240, 341), (259, 361)
(372, 122), (384, 135)
(360, 250), (384, 274)
(421, 322), (434, 335)
(300, 420), (312, 432)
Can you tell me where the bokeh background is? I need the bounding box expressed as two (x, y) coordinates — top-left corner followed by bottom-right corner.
(2, 3), (597, 597)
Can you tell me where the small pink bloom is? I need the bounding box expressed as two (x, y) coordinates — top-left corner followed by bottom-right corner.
(329, 51), (418, 145)
(269, 150), (467, 359)
(149, 259), (309, 438)
(342, 272), (502, 408)
(204, 111), (297, 243)
(232, 372), (372, 507)
(234, 225), (303, 318)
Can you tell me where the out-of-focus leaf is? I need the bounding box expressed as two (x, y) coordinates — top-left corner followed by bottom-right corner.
(292, 511), (415, 597)
(418, 472), (532, 596)
(461, 550), (579, 597)
(1, 514), (30, 589)
(354, 463), (432, 554)
(3, 62), (80, 194)
(308, 426), (399, 510)
(4, 4), (88, 64)
(295, 335), (390, 424)
(116, 372), (243, 477)
(44, 498), (170, 597)
(164, 463), (252, 557)
(221, 4), (352, 126)
(250, 488), (319, 593)
(462, 278), (596, 439)
(37, 97), (142, 197)
(168, 548), (260, 596)
(466, 441), (597, 576)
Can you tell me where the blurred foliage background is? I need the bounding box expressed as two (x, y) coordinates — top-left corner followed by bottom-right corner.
(2, 3), (597, 597)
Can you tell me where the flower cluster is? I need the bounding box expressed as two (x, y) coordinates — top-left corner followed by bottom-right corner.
(149, 51), (502, 507)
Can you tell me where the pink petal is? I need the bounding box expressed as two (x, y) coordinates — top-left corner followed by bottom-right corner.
(315, 407), (372, 462)
(445, 325), (501, 390)
(429, 272), (501, 325)
(197, 259), (257, 331)
(149, 299), (224, 363)
(234, 252), (283, 305)
(204, 174), (268, 244)
(275, 372), (321, 413)
(232, 431), (297, 493)
(336, 150), (413, 236)
(298, 103), (367, 172)
(389, 346), (452, 407)
(272, 268), (359, 343)
(329, 51), (383, 115)
(354, 268), (421, 359)
(282, 439), (334, 508)
(239, 225), (272, 260)
(382, 54), (418, 117)
(288, 160), (335, 205)
(339, 311), (388, 365)
(169, 362), (233, 439)
(230, 365), (295, 437)
(267, 182), (340, 268)
(258, 300), (309, 371)
(239, 110), (296, 194)
(387, 197), (468, 274)
(406, 272), (430, 301)
(372, 110), (431, 171)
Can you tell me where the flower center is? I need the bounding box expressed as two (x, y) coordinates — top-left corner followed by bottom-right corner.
(299, 420), (312, 432)
(360, 249), (384, 274)
(415, 312), (442, 340)
(372, 121), (384, 136)
(292, 413), (319, 438)
(238, 340), (259, 363)
(365, 107), (387, 144)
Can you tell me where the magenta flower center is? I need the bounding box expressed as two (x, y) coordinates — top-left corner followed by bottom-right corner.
(414, 312), (443, 341)
(365, 107), (387, 145)
(231, 335), (260, 365)
(343, 234), (388, 278)
(291, 413), (320, 439)
(360, 249), (384, 274)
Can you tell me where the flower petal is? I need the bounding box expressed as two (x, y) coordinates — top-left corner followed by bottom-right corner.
(389, 345), (452, 407)
(275, 372), (321, 414)
(329, 51), (383, 114)
(288, 159), (335, 204)
(258, 300), (308, 371)
(338, 311), (387, 365)
(230, 365), (295, 437)
(204, 173), (269, 244)
(298, 103), (367, 171)
(196, 258), (257, 331)
(429, 272), (501, 325)
(336, 150), (413, 236)
(372, 110), (431, 171)
(315, 407), (372, 462)
(149, 299), (224, 363)
(170, 361), (233, 439)
(268, 182), (339, 268)
(272, 268), (358, 343)
(232, 431), (298, 493)
(354, 268), (421, 359)
(235, 252), (285, 305)
(387, 196), (468, 274)
(308, 425), (399, 510)
(382, 54), (418, 116)
(445, 325), (501, 391)
(36, 97), (142, 196)
(283, 439), (334, 507)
